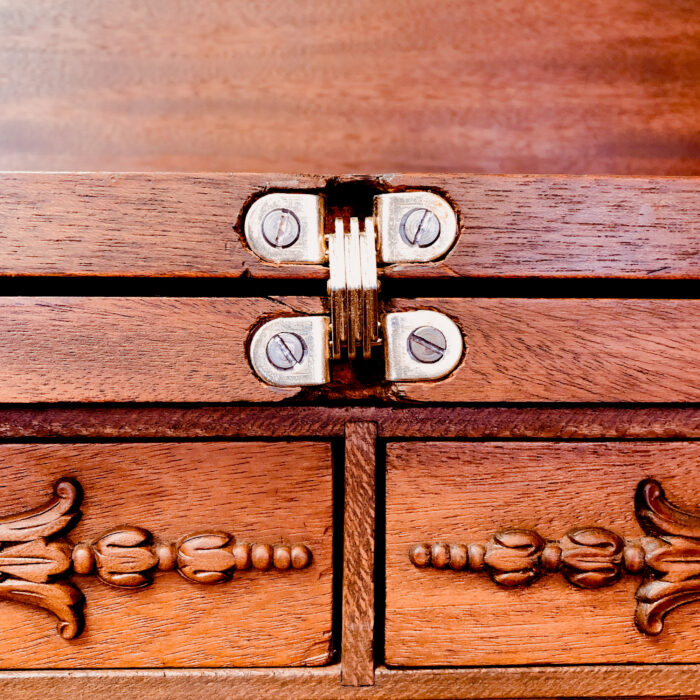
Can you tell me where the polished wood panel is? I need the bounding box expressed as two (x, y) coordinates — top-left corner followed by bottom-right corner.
(0, 297), (696, 402)
(390, 298), (700, 402)
(0, 1), (697, 174)
(385, 175), (700, 280)
(0, 442), (333, 667)
(0, 173), (698, 279)
(0, 297), (323, 402)
(385, 441), (700, 666)
(342, 422), (377, 686)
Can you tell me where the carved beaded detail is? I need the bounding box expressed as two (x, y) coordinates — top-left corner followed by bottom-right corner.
(0, 478), (313, 639)
(409, 479), (700, 637)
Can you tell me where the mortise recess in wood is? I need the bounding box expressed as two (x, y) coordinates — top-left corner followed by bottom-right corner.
(385, 441), (700, 666)
(0, 173), (697, 279)
(0, 442), (333, 668)
(342, 422), (377, 686)
(0, 1), (697, 176)
(389, 298), (700, 403)
(1, 297), (698, 403)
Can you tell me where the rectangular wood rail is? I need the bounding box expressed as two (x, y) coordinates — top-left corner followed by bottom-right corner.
(0, 297), (696, 403)
(0, 173), (697, 278)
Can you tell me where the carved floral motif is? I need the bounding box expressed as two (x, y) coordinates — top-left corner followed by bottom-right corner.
(410, 478), (700, 636)
(0, 478), (313, 639)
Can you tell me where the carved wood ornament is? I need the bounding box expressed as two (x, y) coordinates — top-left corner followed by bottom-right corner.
(409, 479), (700, 636)
(0, 478), (312, 639)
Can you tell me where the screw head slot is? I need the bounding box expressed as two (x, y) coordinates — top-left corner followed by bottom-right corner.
(400, 208), (441, 248)
(266, 332), (307, 370)
(261, 208), (301, 248)
(407, 325), (446, 363)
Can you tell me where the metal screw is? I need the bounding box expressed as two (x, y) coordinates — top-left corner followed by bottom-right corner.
(407, 326), (446, 364)
(400, 208), (441, 247)
(266, 332), (307, 370)
(261, 208), (301, 248)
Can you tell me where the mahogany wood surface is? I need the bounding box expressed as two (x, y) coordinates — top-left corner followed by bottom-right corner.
(342, 422), (377, 686)
(0, 173), (698, 279)
(385, 441), (700, 666)
(0, 406), (698, 439)
(0, 296), (322, 402)
(390, 298), (700, 403)
(1, 297), (698, 403)
(0, 664), (699, 699)
(0, 1), (697, 175)
(0, 442), (333, 667)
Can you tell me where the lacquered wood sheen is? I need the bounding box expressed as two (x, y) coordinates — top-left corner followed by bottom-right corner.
(390, 298), (700, 402)
(385, 442), (700, 666)
(0, 297), (323, 402)
(342, 422), (377, 686)
(0, 174), (698, 279)
(1, 297), (698, 403)
(0, 664), (698, 699)
(0, 442), (333, 667)
(0, 1), (697, 174)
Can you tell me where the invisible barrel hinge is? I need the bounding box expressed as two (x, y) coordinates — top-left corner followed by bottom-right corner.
(244, 191), (463, 387)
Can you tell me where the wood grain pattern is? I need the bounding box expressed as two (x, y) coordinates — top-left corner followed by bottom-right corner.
(0, 664), (698, 699)
(0, 442), (333, 667)
(409, 478), (700, 636)
(0, 406), (698, 439)
(385, 441), (700, 666)
(0, 296), (323, 402)
(342, 422), (377, 686)
(2, 297), (698, 403)
(385, 175), (700, 280)
(390, 298), (700, 402)
(0, 173), (698, 279)
(0, 1), (697, 175)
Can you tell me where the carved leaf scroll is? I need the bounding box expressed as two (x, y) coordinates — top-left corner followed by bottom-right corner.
(0, 478), (314, 640)
(410, 478), (700, 636)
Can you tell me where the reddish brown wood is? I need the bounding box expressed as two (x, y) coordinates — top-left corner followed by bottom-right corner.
(0, 2), (697, 175)
(342, 422), (377, 686)
(409, 478), (700, 636)
(386, 441), (700, 666)
(0, 442), (333, 667)
(0, 664), (697, 698)
(385, 175), (700, 280)
(390, 298), (700, 402)
(0, 173), (697, 278)
(0, 406), (698, 438)
(0, 297), (323, 402)
(0, 297), (697, 403)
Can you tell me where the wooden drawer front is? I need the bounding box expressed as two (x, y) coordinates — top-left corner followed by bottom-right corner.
(385, 441), (700, 666)
(0, 442), (333, 668)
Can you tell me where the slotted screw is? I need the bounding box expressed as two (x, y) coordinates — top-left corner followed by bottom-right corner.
(266, 332), (306, 370)
(407, 326), (446, 364)
(261, 208), (301, 248)
(400, 207), (441, 247)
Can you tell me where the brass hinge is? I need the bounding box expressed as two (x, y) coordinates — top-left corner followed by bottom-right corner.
(245, 191), (463, 387)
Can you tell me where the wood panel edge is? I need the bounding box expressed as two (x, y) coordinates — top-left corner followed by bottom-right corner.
(0, 664), (698, 699)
